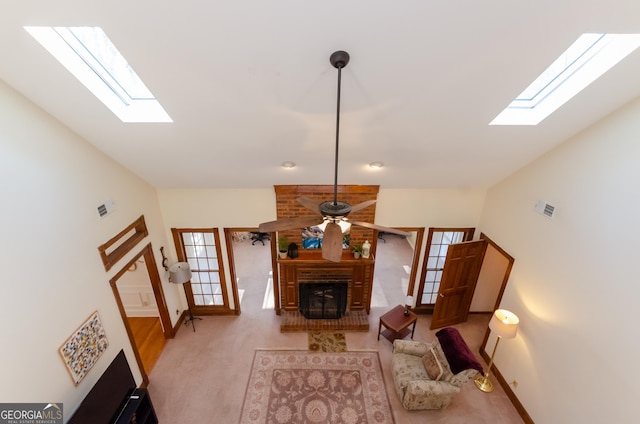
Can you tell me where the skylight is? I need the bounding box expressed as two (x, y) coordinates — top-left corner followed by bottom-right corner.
(25, 26), (172, 123)
(491, 33), (640, 126)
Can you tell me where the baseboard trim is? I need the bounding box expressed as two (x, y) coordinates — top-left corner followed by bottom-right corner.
(170, 311), (188, 337)
(480, 350), (534, 424)
(411, 305), (434, 314)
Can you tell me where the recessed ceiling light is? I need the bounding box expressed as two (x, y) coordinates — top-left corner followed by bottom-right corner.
(281, 161), (296, 169)
(491, 33), (640, 125)
(24, 26), (172, 123)
(369, 161), (384, 169)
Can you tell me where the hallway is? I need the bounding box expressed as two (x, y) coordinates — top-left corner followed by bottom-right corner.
(127, 317), (165, 374)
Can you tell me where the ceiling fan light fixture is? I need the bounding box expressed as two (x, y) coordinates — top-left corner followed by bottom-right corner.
(317, 219), (352, 234)
(369, 161), (384, 169)
(281, 161), (296, 169)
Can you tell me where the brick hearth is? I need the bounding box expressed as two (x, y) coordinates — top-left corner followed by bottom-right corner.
(280, 310), (369, 332)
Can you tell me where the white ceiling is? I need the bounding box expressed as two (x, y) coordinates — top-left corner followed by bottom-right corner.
(2, 1), (640, 189)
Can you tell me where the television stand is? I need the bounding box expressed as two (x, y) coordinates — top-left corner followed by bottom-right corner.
(114, 388), (158, 424)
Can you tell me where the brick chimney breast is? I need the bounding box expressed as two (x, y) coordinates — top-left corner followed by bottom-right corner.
(273, 185), (380, 247)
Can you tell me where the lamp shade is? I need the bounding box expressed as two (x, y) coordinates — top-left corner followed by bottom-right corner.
(169, 262), (192, 285)
(489, 309), (519, 339)
(405, 295), (414, 307)
(317, 219), (352, 233)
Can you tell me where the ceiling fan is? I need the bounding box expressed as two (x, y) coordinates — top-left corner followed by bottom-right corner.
(259, 50), (410, 262)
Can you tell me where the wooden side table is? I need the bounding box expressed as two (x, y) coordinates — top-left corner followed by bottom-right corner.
(377, 304), (418, 343)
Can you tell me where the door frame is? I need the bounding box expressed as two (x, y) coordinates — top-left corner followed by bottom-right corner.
(172, 228), (233, 315)
(223, 228), (278, 315)
(223, 228), (244, 315)
(477, 233), (515, 353)
(109, 243), (172, 385)
(475, 233), (526, 420)
(370, 227), (425, 302)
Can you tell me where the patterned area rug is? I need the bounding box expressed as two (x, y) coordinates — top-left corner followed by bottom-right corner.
(308, 331), (347, 352)
(240, 350), (395, 424)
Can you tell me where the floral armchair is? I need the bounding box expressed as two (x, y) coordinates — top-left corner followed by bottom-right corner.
(391, 327), (484, 410)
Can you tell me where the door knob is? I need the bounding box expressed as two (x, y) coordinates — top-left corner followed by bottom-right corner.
(439, 293), (444, 298)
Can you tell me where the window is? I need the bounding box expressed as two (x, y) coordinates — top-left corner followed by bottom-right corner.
(25, 26), (172, 123)
(491, 33), (640, 125)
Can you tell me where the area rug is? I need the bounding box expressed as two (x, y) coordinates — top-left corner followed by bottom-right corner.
(308, 331), (347, 352)
(239, 350), (395, 424)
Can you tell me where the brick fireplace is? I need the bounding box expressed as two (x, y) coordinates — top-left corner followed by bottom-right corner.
(278, 257), (373, 331)
(273, 185), (379, 329)
(278, 252), (375, 313)
(299, 281), (348, 319)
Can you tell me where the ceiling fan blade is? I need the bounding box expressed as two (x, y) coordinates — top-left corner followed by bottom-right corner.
(349, 199), (377, 214)
(259, 216), (324, 233)
(296, 197), (322, 215)
(322, 222), (344, 262)
(349, 221), (411, 237)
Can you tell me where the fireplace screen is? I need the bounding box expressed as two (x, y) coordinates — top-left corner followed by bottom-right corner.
(299, 282), (348, 319)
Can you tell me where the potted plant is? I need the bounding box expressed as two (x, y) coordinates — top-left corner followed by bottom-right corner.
(352, 244), (363, 259)
(278, 237), (289, 259)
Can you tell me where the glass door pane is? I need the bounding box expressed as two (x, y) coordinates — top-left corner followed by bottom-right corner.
(418, 228), (474, 307)
(177, 230), (227, 307)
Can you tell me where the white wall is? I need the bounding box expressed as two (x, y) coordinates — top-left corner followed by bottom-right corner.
(376, 188), (486, 228)
(470, 243), (508, 312)
(0, 81), (180, 416)
(116, 261), (160, 317)
(157, 188), (486, 231)
(478, 97), (640, 423)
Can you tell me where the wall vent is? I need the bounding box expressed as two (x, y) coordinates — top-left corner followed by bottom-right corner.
(535, 200), (555, 218)
(97, 199), (116, 218)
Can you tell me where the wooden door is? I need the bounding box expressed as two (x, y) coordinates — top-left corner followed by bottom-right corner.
(416, 228), (474, 312)
(430, 240), (487, 329)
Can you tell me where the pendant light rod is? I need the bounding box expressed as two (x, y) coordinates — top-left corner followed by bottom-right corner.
(333, 64), (342, 206)
(329, 51), (350, 207)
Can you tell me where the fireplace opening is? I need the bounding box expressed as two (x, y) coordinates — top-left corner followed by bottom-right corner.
(299, 282), (348, 319)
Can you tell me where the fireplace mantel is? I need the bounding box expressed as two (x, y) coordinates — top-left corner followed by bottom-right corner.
(278, 250), (374, 265)
(278, 250), (375, 314)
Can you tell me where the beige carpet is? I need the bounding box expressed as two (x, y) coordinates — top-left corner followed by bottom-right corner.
(308, 331), (347, 352)
(239, 350), (395, 424)
(148, 237), (524, 423)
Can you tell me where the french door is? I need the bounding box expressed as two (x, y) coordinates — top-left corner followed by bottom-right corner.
(415, 228), (474, 312)
(172, 228), (231, 314)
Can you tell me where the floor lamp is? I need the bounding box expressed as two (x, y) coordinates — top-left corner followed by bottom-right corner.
(475, 309), (519, 393)
(169, 262), (202, 332)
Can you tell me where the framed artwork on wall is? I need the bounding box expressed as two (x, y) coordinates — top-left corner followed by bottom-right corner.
(59, 310), (109, 385)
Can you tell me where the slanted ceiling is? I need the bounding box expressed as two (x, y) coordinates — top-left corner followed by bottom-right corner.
(1, 1), (640, 189)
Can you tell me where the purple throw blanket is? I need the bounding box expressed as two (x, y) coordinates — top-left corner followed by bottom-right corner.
(435, 327), (484, 375)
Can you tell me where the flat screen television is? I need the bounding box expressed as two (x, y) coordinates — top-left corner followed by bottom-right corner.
(67, 349), (136, 424)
